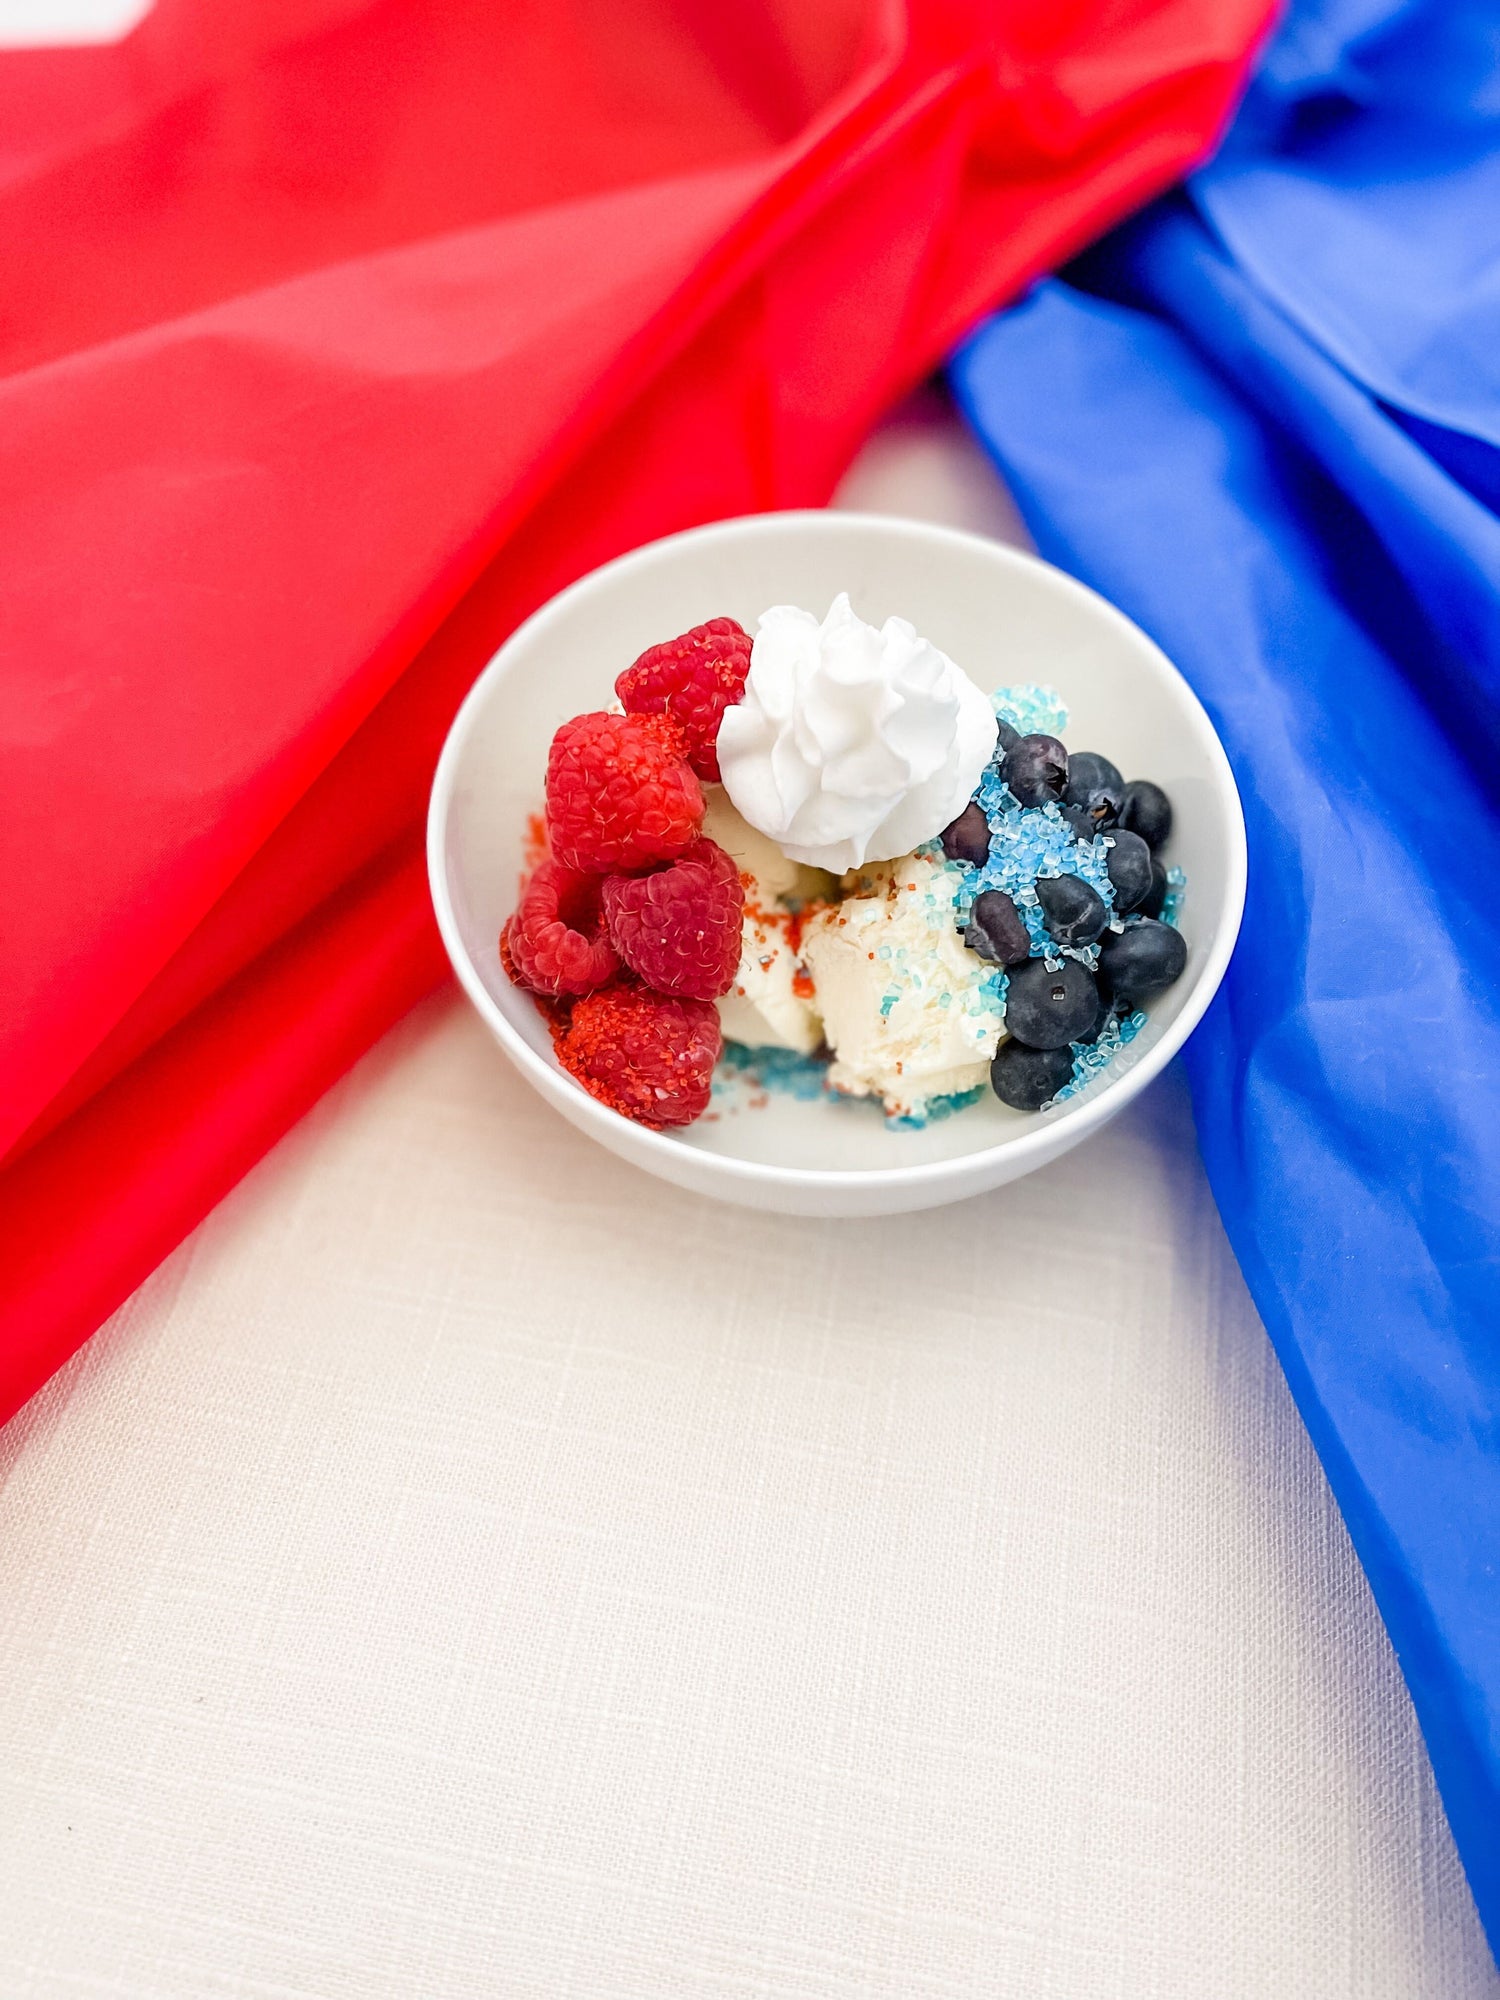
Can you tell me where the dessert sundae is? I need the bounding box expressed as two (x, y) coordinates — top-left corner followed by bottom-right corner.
(500, 597), (1185, 1130)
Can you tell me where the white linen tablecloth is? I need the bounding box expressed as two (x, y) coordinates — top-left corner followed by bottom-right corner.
(2, 395), (1495, 1999)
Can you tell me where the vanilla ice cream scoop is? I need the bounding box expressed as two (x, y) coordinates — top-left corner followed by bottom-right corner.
(800, 853), (1006, 1119)
(716, 594), (997, 874)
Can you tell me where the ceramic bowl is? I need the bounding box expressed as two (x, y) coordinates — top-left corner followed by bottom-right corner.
(427, 512), (1245, 1216)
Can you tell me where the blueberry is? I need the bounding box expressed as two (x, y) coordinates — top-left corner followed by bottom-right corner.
(964, 888), (1031, 966)
(1061, 783), (1121, 840)
(995, 717), (1021, 755)
(1034, 872), (1108, 947)
(991, 1039), (1074, 1112)
(1003, 957), (1100, 1049)
(1001, 733), (1068, 808)
(1118, 779), (1173, 850)
(1062, 752), (1123, 807)
(1105, 829), (1153, 913)
(1096, 919), (1187, 1008)
(940, 801), (991, 867)
(1139, 857), (1168, 920)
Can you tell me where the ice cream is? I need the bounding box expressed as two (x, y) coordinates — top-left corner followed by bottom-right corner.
(800, 853), (1006, 1119)
(716, 593), (997, 874)
(701, 791), (830, 1053)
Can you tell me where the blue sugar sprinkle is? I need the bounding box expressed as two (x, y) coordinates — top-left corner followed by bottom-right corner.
(713, 1041), (981, 1131)
(1052, 1009), (1147, 1106)
(1161, 866), (1187, 930)
(978, 964), (1008, 1015)
(992, 683), (1069, 739)
(886, 1086), (985, 1131)
(714, 1042), (831, 1103)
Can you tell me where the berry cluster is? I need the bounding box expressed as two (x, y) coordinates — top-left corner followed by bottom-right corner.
(502, 619), (752, 1128)
(942, 726), (1185, 1112)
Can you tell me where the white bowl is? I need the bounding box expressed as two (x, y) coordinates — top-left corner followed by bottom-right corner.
(427, 512), (1245, 1217)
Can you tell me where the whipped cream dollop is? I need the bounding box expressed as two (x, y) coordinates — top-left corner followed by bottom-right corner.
(716, 594), (998, 874)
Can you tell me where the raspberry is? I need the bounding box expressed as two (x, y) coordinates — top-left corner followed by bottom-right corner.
(545, 711), (703, 873)
(602, 838), (745, 1000)
(554, 983), (721, 1128)
(615, 617), (752, 782)
(503, 860), (619, 996)
(498, 919), (522, 987)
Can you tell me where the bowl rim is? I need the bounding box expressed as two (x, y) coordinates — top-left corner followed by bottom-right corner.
(426, 509), (1247, 1193)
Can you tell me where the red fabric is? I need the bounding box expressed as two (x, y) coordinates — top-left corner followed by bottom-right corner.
(0, 0), (1274, 1425)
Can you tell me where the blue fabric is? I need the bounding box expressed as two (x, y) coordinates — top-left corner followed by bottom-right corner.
(951, 0), (1500, 1952)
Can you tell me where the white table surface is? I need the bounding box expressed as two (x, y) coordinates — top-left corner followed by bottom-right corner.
(2, 394), (1495, 1999)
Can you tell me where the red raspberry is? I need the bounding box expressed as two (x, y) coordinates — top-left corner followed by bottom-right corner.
(545, 711), (703, 873)
(554, 983), (721, 1128)
(503, 860), (619, 997)
(615, 617), (752, 782)
(602, 838), (745, 1000)
(498, 918), (523, 988)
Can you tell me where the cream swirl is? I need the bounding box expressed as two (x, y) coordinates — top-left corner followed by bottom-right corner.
(716, 593), (998, 873)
